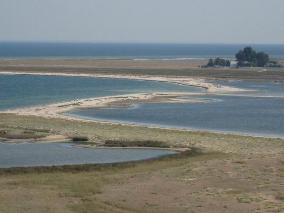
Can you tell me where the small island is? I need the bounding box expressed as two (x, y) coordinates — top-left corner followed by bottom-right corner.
(206, 46), (282, 68)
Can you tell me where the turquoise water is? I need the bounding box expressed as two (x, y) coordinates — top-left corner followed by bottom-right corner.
(0, 74), (202, 110)
(68, 81), (284, 138)
(0, 142), (176, 168)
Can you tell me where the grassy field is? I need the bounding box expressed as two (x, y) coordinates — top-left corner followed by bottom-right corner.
(0, 113), (284, 212)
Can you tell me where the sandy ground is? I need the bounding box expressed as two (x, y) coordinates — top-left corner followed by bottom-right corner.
(1, 92), (196, 120)
(0, 71), (245, 93)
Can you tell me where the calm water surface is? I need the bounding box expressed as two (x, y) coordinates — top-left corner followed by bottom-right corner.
(0, 74), (202, 110)
(214, 80), (284, 97)
(1, 43), (284, 59)
(0, 142), (176, 168)
(69, 81), (284, 137)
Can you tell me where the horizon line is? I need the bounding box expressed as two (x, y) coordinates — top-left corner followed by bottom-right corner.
(1, 41), (284, 46)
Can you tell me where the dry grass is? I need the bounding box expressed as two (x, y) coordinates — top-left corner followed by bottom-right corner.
(0, 114), (283, 212)
(1, 58), (284, 81)
(0, 151), (283, 213)
(0, 127), (49, 140)
(1, 114), (284, 155)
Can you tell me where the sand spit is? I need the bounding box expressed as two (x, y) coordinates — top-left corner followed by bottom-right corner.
(0, 71), (247, 122)
(2, 93), (198, 121)
(0, 71), (245, 93)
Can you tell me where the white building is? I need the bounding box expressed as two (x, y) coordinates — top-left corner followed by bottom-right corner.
(230, 60), (238, 68)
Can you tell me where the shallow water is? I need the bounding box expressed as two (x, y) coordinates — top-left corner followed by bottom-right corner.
(0, 142), (176, 168)
(68, 81), (284, 138)
(214, 80), (284, 97)
(0, 74), (203, 110)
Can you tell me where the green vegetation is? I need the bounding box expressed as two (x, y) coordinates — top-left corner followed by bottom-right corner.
(236, 46), (270, 67)
(207, 46), (281, 68)
(71, 136), (89, 142)
(206, 57), (231, 67)
(104, 140), (171, 148)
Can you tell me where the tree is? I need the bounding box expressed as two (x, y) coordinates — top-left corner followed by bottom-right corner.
(235, 46), (270, 67)
(207, 58), (214, 67)
(236, 46), (257, 66)
(206, 58), (231, 67)
(256, 52), (269, 67)
(225, 60), (231, 67)
(243, 47), (257, 64)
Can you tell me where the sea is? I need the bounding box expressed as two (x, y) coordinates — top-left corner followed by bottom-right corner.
(0, 42), (284, 59)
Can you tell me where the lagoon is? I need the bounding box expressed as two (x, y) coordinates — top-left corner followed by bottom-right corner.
(68, 81), (284, 138)
(0, 74), (202, 110)
(0, 142), (176, 168)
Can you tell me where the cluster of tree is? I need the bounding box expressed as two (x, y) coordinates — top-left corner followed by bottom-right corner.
(206, 57), (230, 67)
(235, 47), (270, 67)
(206, 46), (281, 68)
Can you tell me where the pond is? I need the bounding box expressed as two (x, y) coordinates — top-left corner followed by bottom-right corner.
(0, 142), (177, 168)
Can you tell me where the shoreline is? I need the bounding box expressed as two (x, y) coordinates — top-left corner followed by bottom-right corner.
(65, 112), (284, 140)
(2, 91), (284, 140)
(0, 70), (245, 119)
(0, 71), (246, 93)
(0, 70), (281, 139)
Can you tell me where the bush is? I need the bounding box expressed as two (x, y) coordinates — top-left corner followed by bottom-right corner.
(104, 140), (170, 148)
(206, 57), (231, 67)
(71, 136), (89, 142)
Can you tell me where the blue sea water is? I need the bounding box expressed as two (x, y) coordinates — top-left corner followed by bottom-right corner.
(0, 42), (284, 59)
(0, 74), (202, 110)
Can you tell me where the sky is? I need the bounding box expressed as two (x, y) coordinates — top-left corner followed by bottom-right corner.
(0, 0), (284, 44)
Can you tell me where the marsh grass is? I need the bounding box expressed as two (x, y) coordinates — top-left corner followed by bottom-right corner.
(0, 147), (203, 176)
(104, 140), (170, 148)
(0, 128), (48, 140)
(71, 136), (89, 142)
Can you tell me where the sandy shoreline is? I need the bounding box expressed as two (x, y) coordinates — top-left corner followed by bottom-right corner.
(0, 71), (245, 93)
(0, 70), (246, 120)
(1, 92), (205, 121)
(0, 70), (254, 136)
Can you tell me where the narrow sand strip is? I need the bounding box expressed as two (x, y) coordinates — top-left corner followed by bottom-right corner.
(2, 93), (195, 121)
(0, 71), (248, 123)
(0, 71), (246, 93)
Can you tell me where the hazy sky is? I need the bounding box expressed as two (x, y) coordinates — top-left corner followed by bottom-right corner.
(1, 0), (284, 44)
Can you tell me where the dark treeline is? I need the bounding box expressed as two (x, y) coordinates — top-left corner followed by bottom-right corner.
(206, 46), (281, 68)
